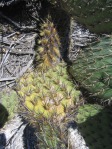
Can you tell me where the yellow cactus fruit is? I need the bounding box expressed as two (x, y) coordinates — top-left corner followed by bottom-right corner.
(25, 101), (34, 111)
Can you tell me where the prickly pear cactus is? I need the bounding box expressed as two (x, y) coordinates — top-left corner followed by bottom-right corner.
(0, 89), (18, 119)
(76, 104), (112, 149)
(69, 35), (112, 103)
(49, 0), (112, 33)
(0, 89), (18, 127)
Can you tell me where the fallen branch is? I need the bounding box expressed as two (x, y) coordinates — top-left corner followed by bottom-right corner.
(0, 44), (13, 69)
(0, 50), (34, 55)
(0, 80), (15, 88)
(0, 77), (16, 82)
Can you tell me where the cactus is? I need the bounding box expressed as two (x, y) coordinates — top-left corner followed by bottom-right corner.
(17, 15), (81, 148)
(17, 63), (80, 120)
(31, 15), (81, 120)
(35, 15), (61, 72)
(0, 103), (8, 128)
(0, 89), (18, 127)
(76, 104), (112, 149)
(49, 0), (112, 33)
(17, 63), (81, 148)
(69, 35), (112, 103)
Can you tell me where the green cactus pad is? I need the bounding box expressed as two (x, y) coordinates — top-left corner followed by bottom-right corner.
(49, 0), (112, 33)
(69, 36), (112, 103)
(76, 104), (112, 149)
(0, 89), (18, 127)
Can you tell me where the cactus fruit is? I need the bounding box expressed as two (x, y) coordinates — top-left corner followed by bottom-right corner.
(17, 63), (81, 121)
(36, 15), (61, 72)
(49, 0), (112, 33)
(69, 35), (112, 103)
(76, 104), (112, 149)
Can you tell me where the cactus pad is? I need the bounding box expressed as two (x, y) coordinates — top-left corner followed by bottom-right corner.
(49, 0), (112, 33)
(76, 104), (112, 149)
(69, 36), (112, 103)
(0, 89), (18, 127)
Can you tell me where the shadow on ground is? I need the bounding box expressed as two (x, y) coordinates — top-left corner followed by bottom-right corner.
(23, 124), (39, 149)
(0, 133), (6, 149)
(77, 106), (112, 149)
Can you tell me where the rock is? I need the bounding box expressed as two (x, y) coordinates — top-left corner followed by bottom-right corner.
(68, 18), (97, 61)
(0, 115), (38, 149)
(68, 122), (89, 149)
